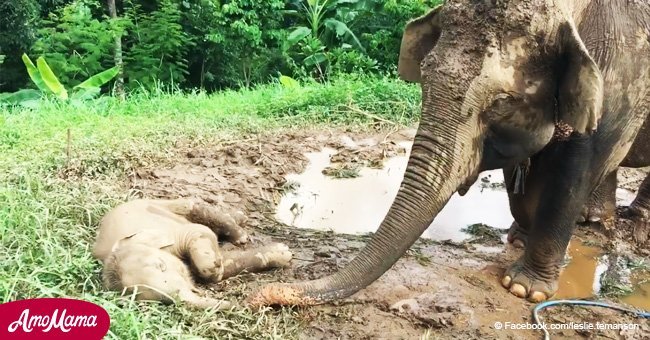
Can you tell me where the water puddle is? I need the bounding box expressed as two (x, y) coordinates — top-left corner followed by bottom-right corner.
(554, 242), (650, 310)
(622, 280), (650, 310)
(555, 241), (650, 310)
(556, 240), (604, 299)
(275, 144), (650, 310)
(275, 144), (511, 242)
(616, 188), (637, 206)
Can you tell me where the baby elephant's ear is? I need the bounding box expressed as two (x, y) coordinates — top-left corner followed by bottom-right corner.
(115, 230), (175, 251)
(557, 22), (604, 134)
(398, 6), (443, 83)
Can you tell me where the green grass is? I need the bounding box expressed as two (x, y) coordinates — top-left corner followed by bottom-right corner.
(322, 164), (361, 179)
(0, 76), (420, 339)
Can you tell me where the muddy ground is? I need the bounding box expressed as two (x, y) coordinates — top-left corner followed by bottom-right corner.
(130, 126), (649, 339)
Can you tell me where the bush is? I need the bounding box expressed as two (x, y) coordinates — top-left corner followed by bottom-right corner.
(283, 0), (367, 79)
(352, 0), (443, 73)
(283, 0), (441, 79)
(32, 0), (114, 87)
(123, 0), (191, 89)
(182, 0), (287, 90)
(329, 48), (378, 75)
(0, 0), (40, 92)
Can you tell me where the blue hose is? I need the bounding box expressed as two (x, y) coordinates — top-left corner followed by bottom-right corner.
(533, 299), (650, 340)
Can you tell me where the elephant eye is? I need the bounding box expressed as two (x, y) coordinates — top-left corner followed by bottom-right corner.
(493, 92), (522, 104)
(494, 93), (513, 101)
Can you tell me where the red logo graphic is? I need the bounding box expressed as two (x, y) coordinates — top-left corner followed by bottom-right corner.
(0, 298), (110, 339)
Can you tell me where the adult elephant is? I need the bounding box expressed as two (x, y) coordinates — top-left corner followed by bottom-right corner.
(249, 0), (650, 306)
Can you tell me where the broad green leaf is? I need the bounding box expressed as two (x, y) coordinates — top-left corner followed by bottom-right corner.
(287, 27), (312, 47)
(71, 87), (101, 100)
(282, 9), (300, 16)
(304, 53), (327, 66)
(279, 75), (299, 88)
(0, 89), (42, 105)
(21, 54), (48, 92)
(324, 18), (365, 51)
(75, 67), (119, 89)
(330, 0), (359, 6)
(36, 57), (68, 100)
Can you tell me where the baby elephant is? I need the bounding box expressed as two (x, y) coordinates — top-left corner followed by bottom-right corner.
(92, 198), (292, 309)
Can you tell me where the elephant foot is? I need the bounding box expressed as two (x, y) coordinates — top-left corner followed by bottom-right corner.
(577, 172), (617, 225)
(501, 257), (558, 302)
(577, 195), (615, 224)
(621, 205), (650, 245)
(506, 221), (528, 248)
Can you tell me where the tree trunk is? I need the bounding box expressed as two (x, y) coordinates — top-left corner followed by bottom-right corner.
(107, 0), (125, 99)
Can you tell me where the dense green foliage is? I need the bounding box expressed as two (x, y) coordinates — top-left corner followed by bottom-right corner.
(0, 0), (40, 91)
(356, 0), (442, 72)
(0, 0), (442, 92)
(34, 1), (115, 87)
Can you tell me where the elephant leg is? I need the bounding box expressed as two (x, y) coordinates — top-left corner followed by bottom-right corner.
(504, 166), (530, 248)
(622, 173), (650, 244)
(501, 139), (594, 302)
(184, 228), (224, 281)
(187, 203), (249, 245)
(577, 169), (617, 225)
(220, 243), (292, 280)
(504, 161), (544, 248)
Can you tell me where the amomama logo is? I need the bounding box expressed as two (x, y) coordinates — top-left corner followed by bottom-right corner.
(0, 298), (110, 339)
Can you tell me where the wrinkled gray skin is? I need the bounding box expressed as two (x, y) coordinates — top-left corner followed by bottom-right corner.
(248, 0), (650, 306)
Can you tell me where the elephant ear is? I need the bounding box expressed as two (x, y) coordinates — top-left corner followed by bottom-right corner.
(398, 6), (443, 83)
(112, 230), (175, 252)
(556, 22), (604, 134)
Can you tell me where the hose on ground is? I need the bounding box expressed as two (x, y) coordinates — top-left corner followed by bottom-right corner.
(533, 299), (650, 340)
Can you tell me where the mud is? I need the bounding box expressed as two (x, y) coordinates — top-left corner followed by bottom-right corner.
(132, 126), (650, 339)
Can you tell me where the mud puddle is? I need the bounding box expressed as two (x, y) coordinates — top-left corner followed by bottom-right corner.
(556, 240), (605, 299)
(624, 280), (650, 310)
(275, 142), (512, 242)
(550, 240), (649, 309)
(275, 140), (650, 310)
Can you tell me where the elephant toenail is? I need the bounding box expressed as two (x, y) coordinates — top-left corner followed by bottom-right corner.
(509, 283), (527, 298)
(501, 276), (512, 288)
(588, 215), (601, 222)
(512, 239), (525, 248)
(528, 291), (548, 303)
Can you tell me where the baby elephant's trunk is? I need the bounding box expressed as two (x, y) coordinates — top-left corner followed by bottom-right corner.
(221, 243), (293, 279)
(179, 290), (233, 310)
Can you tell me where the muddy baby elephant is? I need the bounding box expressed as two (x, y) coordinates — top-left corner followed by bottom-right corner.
(93, 199), (292, 309)
(248, 0), (650, 307)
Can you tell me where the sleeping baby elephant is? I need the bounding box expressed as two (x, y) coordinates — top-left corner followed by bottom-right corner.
(92, 198), (292, 309)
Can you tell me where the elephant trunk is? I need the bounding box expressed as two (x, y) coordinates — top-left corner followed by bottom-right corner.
(247, 90), (480, 307)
